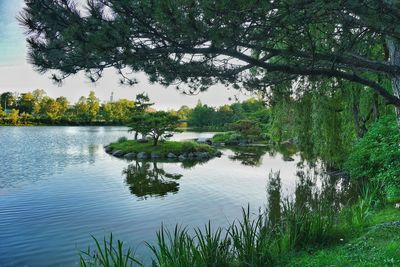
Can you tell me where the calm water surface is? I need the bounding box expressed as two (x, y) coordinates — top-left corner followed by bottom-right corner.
(0, 127), (338, 266)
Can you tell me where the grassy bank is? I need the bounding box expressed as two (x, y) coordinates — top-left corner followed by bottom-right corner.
(80, 206), (400, 267)
(283, 206), (400, 266)
(108, 139), (216, 156)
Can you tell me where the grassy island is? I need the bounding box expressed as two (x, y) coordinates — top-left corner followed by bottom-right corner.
(106, 139), (218, 160)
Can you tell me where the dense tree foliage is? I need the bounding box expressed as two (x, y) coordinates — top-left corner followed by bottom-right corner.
(128, 111), (180, 146)
(346, 116), (400, 199)
(188, 98), (269, 129)
(0, 90), (134, 125)
(20, 0), (400, 126)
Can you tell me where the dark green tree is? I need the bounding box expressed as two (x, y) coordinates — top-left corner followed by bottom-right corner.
(20, 0), (400, 126)
(231, 119), (262, 142)
(131, 93), (154, 139)
(128, 111), (179, 146)
(18, 92), (35, 113)
(0, 92), (16, 110)
(188, 101), (216, 127)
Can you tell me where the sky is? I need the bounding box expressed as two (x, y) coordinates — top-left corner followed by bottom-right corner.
(0, 0), (249, 110)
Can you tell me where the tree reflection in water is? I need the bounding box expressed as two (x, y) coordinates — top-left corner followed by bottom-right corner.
(266, 161), (354, 226)
(123, 161), (183, 199)
(228, 147), (268, 166)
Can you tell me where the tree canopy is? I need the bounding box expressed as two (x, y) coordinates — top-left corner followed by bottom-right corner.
(20, 0), (400, 116)
(128, 111), (180, 146)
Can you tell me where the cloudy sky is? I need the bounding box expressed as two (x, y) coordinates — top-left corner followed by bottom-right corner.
(0, 0), (249, 109)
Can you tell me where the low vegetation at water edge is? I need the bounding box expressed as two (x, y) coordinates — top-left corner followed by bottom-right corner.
(108, 140), (216, 157)
(79, 202), (400, 267)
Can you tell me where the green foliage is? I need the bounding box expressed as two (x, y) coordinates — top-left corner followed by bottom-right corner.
(187, 99), (268, 130)
(230, 120), (262, 142)
(211, 132), (242, 144)
(109, 140), (215, 156)
(0, 89), (137, 125)
(79, 234), (141, 267)
(128, 111), (180, 146)
(284, 208), (400, 266)
(188, 101), (217, 128)
(9, 109), (20, 125)
(345, 116), (400, 199)
(20, 0), (400, 116)
(75, 91), (101, 122)
(102, 99), (135, 124)
(228, 208), (274, 266)
(117, 137), (128, 143)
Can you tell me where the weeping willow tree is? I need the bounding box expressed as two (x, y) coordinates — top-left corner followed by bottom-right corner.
(268, 77), (394, 166)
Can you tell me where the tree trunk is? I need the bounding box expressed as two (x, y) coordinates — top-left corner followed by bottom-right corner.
(134, 131), (138, 140)
(387, 37), (400, 127)
(352, 97), (364, 139)
(153, 136), (159, 146)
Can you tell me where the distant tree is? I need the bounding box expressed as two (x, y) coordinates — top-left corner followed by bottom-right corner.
(86, 91), (100, 121)
(1, 92), (16, 110)
(56, 96), (69, 114)
(128, 111), (179, 146)
(18, 92), (35, 113)
(20, 112), (31, 125)
(32, 89), (46, 114)
(231, 120), (262, 142)
(0, 106), (5, 123)
(188, 101), (216, 127)
(9, 109), (19, 125)
(176, 105), (192, 120)
(102, 99), (134, 123)
(38, 96), (62, 122)
(74, 96), (89, 122)
(74, 91), (100, 122)
(32, 89), (46, 102)
(214, 105), (234, 126)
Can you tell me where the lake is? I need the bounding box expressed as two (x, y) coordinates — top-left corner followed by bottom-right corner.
(0, 126), (346, 266)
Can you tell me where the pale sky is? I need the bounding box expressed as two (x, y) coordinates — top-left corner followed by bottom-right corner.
(0, 0), (250, 109)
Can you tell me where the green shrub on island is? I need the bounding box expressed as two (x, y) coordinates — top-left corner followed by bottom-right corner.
(117, 136), (128, 143)
(108, 140), (216, 158)
(211, 132), (242, 144)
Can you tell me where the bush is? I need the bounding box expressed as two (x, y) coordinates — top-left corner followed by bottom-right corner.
(117, 136), (128, 143)
(211, 132), (242, 144)
(345, 116), (400, 200)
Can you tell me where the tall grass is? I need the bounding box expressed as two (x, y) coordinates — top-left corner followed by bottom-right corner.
(228, 207), (274, 266)
(80, 206), (338, 266)
(342, 183), (383, 228)
(79, 178), (379, 267)
(80, 234), (141, 267)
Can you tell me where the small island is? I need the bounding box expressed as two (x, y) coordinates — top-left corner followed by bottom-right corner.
(105, 139), (220, 161)
(105, 109), (221, 161)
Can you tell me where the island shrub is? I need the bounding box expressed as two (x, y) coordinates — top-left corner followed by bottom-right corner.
(211, 132), (242, 144)
(109, 140), (215, 157)
(117, 136), (128, 143)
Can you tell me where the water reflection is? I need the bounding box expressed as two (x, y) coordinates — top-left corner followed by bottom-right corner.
(265, 162), (354, 226)
(228, 146), (268, 166)
(123, 161), (183, 199)
(0, 126), (130, 188)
